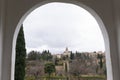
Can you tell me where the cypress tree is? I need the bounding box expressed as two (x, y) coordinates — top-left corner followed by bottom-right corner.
(97, 54), (103, 69)
(70, 52), (74, 60)
(15, 25), (26, 80)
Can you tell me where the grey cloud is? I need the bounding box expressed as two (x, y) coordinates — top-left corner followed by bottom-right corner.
(23, 3), (105, 53)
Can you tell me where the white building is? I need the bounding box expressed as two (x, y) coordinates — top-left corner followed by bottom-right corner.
(56, 54), (62, 59)
(63, 47), (71, 57)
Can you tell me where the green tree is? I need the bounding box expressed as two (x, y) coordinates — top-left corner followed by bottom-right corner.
(15, 25), (26, 80)
(97, 54), (103, 69)
(41, 50), (52, 61)
(27, 51), (41, 60)
(54, 58), (59, 65)
(44, 63), (56, 77)
(70, 52), (74, 60)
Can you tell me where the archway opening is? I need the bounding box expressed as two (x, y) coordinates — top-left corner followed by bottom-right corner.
(13, 1), (112, 80)
(23, 2), (106, 79)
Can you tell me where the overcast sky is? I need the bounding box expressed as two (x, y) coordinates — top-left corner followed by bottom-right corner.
(23, 2), (105, 54)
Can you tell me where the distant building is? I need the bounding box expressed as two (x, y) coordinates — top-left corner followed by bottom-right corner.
(63, 47), (71, 57)
(52, 53), (62, 59)
(56, 54), (62, 59)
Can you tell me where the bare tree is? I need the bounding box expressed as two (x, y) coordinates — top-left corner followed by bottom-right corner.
(69, 59), (88, 76)
(25, 61), (44, 78)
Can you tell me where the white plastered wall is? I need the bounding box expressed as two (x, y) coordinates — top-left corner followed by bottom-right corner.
(0, 0), (120, 80)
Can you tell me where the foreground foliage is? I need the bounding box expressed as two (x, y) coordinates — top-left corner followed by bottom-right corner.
(44, 62), (56, 77)
(25, 75), (106, 80)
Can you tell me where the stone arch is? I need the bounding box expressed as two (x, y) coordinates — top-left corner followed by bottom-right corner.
(12, 1), (112, 80)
